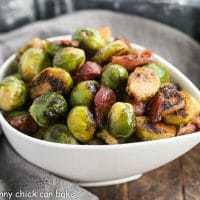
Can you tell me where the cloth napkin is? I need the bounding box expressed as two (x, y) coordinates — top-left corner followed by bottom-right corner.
(0, 9), (200, 200)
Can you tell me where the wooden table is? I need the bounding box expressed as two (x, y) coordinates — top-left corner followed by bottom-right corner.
(88, 144), (200, 200)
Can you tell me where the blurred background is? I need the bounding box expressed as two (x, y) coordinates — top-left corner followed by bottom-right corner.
(0, 0), (199, 42)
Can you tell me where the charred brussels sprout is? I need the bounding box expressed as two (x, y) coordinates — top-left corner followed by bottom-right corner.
(108, 102), (136, 138)
(19, 48), (50, 82)
(30, 67), (73, 98)
(101, 64), (128, 89)
(6, 111), (38, 134)
(70, 80), (99, 106)
(44, 124), (77, 144)
(0, 76), (27, 111)
(29, 92), (67, 127)
(73, 28), (105, 52)
(97, 129), (118, 144)
(145, 63), (170, 84)
(67, 106), (96, 143)
(164, 92), (200, 125)
(136, 116), (176, 140)
(53, 47), (85, 72)
(93, 40), (129, 63)
(127, 67), (160, 101)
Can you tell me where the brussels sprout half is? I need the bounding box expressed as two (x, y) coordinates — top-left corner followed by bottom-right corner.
(29, 92), (67, 127)
(44, 124), (78, 144)
(53, 47), (85, 72)
(70, 80), (99, 106)
(73, 28), (105, 52)
(108, 102), (136, 138)
(101, 64), (128, 90)
(136, 116), (176, 141)
(67, 106), (96, 143)
(19, 48), (51, 82)
(0, 76), (27, 111)
(30, 67), (73, 98)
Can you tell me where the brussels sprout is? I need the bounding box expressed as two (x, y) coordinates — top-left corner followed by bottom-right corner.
(70, 80), (99, 106)
(67, 106), (96, 143)
(29, 92), (67, 127)
(127, 67), (160, 101)
(164, 92), (200, 125)
(108, 102), (136, 138)
(136, 116), (176, 140)
(93, 40), (129, 63)
(53, 47), (85, 72)
(97, 129), (118, 144)
(101, 64), (128, 89)
(144, 63), (170, 84)
(44, 124), (77, 144)
(45, 41), (62, 56)
(19, 48), (50, 82)
(73, 28), (105, 51)
(6, 111), (38, 134)
(30, 67), (73, 98)
(0, 76), (27, 111)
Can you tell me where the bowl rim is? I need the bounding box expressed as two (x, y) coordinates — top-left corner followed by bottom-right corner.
(0, 35), (200, 150)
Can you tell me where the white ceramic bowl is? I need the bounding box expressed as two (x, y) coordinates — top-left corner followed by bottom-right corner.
(0, 36), (200, 187)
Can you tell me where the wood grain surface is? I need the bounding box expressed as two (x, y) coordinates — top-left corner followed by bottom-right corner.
(88, 144), (200, 200)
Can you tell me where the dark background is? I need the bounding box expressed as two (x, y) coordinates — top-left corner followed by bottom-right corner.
(0, 0), (200, 42)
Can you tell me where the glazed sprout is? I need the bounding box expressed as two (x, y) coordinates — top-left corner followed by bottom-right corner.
(43, 124), (77, 144)
(73, 28), (105, 52)
(19, 48), (50, 82)
(93, 40), (129, 64)
(0, 76), (27, 111)
(136, 116), (176, 140)
(164, 91), (200, 125)
(101, 64), (128, 90)
(127, 67), (160, 101)
(53, 47), (85, 72)
(108, 102), (136, 138)
(97, 129), (118, 145)
(144, 63), (170, 84)
(29, 92), (67, 127)
(70, 80), (99, 106)
(6, 111), (38, 134)
(67, 106), (96, 143)
(30, 67), (73, 99)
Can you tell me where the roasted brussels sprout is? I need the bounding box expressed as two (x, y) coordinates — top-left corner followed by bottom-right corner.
(73, 28), (105, 52)
(53, 47), (85, 72)
(93, 40), (129, 63)
(108, 102), (136, 138)
(70, 80), (99, 106)
(112, 50), (153, 71)
(145, 63), (170, 84)
(6, 111), (38, 134)
(75, 61), (102, 81)
(164, 92), (200, 125)
(67, 106), (96, 143)
(44, 124), (77, 144)
(127, 67), (160, 101)
(136, 116), (176, 140)
(19, 48), (50, 82)
(30, 67), (73, 98)
(0, 76), (27, 111)
(94, 86), (116, 128)
(29, 92), (67, 127)
(97, 129), (118, 144)
(147, 83), (185, 122)
(101, 64), (128, 90)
